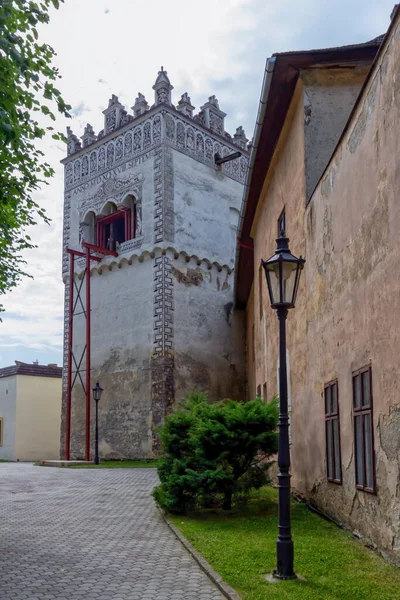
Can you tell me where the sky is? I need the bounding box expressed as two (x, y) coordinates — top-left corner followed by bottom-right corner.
(0, 0), (395, 367)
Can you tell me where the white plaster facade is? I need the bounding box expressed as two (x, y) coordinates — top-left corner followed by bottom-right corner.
(61, 69), (249, 459)
(0, 364), (62, 461)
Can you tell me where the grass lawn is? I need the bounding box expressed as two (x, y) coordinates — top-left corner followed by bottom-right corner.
(70, 459), (159, 468)
(170, 486), (400, 600)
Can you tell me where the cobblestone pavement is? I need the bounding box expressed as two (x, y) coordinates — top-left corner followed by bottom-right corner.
(0, 463), (225, 600)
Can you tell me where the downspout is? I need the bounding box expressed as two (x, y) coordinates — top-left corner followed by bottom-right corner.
(234, 56), (276, 304)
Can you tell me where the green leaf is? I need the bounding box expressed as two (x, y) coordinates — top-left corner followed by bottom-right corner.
(0, 0), (68, 302)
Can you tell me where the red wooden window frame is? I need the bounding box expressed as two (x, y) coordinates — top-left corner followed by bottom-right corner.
(324, 380), (342, 484)
(353, 365), (376, 493)
(96, 208), (134, 249)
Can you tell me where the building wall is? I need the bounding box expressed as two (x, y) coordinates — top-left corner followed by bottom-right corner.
(172, 253), (245, 404)
(246, 285), (256, 401)
(250, 80), (307, 415)
(15, 375), (61, 461)
(67, 256), (154, 460)
(303, 67), (368, 200)
(171, 148), (243, 266)
(247, 19), (400, 559)
(0, 375), (17, 461)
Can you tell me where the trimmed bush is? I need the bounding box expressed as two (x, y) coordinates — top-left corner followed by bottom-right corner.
(152, 392), (278, 514)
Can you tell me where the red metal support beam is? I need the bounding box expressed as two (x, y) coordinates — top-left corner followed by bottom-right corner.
(66, 242), (118, 461)
(85, 245), (91, 462)
(65, 252), (74, 460)
(82, 241), (118, 257)
(67, 247), (102, 262)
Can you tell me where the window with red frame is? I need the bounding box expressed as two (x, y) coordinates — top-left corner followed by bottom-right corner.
(96, 206), (136, 250)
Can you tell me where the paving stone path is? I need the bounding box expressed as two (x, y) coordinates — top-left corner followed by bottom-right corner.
(0, 462), (224, 600)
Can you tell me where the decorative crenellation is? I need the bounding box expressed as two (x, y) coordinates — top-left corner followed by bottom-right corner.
(62, 282), (70, 392)
(152, 66), (173, 107)
(150, 352), (174, 454)
(153, 146), (164, 244)
(67, 247), (234, 281)
(66, 68), (248, 159)
(102, 94), (125, 135)
(233, 126), (249, 150)
(200, 96), (226, 136)
(132, 93), (149, 117)
(151, 251), (175, 453)
(65, 113), (163, 191)
(177, 93), (195, 118)
(153, 254), (174, 356)
(62, 193), (71, 274)
(164, 112), (248, 183)
(81, 123), (96, 148)
(65, 110), (248, 192)
(153, 146), (175, 245)
(67, 126), (81, 155)
(65, 101), (249, 196)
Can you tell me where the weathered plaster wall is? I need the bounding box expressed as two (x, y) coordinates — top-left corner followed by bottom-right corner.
(67, 256), (154, 460)
(15, 375), (61, 461)
(246, 285), (256, 401)
(172, 253), (245, 404)
(0, 375), (17, 461)
(171, 149), (243, 267)
(250, 80), (307, 417)
(248, 20), (400, 560)
(299, 22), (400, 556)
(302, 67), (368, 200)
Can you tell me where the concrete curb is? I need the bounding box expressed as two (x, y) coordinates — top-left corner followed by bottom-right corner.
(39, 460), (93, 467)
(158, 508), (241, 600)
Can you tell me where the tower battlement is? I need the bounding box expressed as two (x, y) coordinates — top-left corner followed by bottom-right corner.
(65, 67), (249, 157)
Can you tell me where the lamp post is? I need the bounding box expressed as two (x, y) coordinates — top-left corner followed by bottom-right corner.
(92, 382), (104, 465)
(262, 230), (305, 580)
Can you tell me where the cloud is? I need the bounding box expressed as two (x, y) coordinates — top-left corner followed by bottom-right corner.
(71, 102), (91, 117)
(0, 0), (394, 367)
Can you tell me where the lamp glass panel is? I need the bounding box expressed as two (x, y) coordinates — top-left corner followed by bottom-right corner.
(266, 264), (281, 305)
(281, 261), (297, 304)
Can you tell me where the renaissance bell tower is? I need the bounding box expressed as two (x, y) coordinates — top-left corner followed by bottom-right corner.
(61, 68), (249, 459)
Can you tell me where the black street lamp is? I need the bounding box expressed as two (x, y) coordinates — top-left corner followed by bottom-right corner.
(92, 381), (104, 465)
(262, 230), (305, 580)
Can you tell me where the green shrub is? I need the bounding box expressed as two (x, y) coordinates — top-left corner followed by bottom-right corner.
(152, 392), (278, 514)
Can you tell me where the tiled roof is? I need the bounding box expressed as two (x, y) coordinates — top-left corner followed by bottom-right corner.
(0, 362), (62, 379)
(273, 35), (384, 57)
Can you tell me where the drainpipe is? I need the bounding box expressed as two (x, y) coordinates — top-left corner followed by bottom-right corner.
(234, 56), (276, 303)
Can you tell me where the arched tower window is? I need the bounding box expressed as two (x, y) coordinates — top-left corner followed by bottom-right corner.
(96, 199), (137, 251)
(81, 211), (96, 246)
(122, 194), (141, 238)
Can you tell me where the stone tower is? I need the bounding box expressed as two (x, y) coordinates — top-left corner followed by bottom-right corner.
(61, 68), (249, 459)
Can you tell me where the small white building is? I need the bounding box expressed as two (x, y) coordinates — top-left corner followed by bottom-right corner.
(0, 361), (62, 461)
